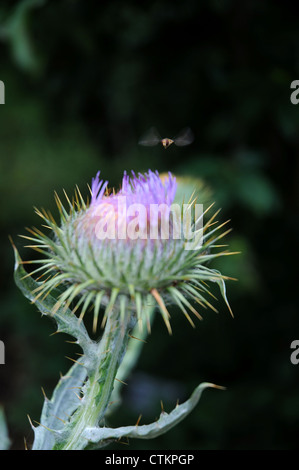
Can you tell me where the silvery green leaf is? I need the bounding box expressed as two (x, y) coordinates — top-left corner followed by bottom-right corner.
(31, 362), (87, 450)
(83, 382), (223, 447)
(0, 407), (10, 450)
(12, 244), (90, 450)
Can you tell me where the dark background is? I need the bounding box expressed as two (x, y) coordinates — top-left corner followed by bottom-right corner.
(0, 0), (298, 450)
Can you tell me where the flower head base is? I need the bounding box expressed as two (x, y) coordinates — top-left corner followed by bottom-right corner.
(21, 170), (235, 334)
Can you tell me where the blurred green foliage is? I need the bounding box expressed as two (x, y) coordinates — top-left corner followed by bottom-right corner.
(0, 0), (298, 450)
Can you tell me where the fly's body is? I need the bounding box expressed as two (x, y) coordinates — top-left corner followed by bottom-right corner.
(161, 138), (174, 149)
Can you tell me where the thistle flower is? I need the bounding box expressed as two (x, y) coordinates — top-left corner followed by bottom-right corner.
(22, 169), (234, 334)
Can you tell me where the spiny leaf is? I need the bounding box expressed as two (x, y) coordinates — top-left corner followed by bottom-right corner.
(31, 362), (87, 450)
(82, 382), (224, 446)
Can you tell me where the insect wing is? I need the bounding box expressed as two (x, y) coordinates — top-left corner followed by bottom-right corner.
(174, 127), (194, 146)
(138, 127), (161, 146)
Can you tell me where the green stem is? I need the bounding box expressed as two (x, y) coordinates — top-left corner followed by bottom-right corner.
(54, 308), (136, 450)
(106, 306), (155, 417)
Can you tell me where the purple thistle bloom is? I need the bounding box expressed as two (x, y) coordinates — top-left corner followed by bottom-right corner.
(91, 169), (176, 207)
(87, 170), (177, 241)
(119, 170), (177, 207)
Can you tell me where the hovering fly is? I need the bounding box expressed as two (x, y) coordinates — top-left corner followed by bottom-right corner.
(138, 127), (194, 149)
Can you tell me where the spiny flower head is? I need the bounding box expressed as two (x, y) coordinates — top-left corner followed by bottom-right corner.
(21, 170), (235, 334)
